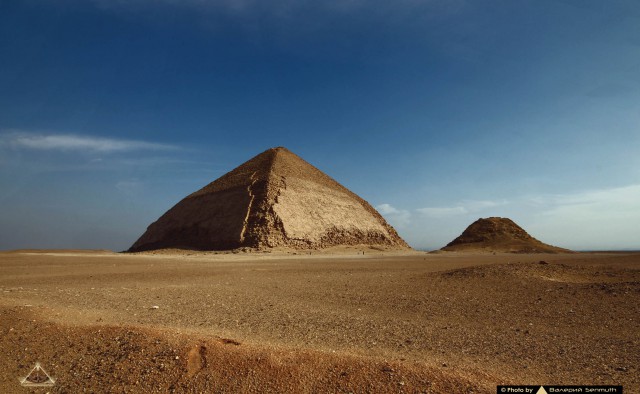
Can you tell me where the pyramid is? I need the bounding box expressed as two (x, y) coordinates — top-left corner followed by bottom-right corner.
(441, 217), (570, 253)
(129, 147), (409, 252)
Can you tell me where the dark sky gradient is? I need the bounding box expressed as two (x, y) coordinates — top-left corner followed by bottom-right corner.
(1, 0), (639, 250)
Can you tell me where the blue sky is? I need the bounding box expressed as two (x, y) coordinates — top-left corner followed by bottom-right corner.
(1, 0), (639, 251)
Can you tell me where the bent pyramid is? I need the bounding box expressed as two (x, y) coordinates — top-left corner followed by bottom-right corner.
(129, 147), (409, 252)
(441, 217), (569, 253)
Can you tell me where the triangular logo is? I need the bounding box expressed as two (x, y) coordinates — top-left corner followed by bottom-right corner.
(19, 362), (55, 387)
(536, 386), (548, 394)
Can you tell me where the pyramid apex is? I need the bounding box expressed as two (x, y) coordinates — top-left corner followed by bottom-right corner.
(255, 146), (293, 159)
(269, 146), (292, 154)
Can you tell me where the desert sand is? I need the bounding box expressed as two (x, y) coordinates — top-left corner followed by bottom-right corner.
(1, 248), (638, 393)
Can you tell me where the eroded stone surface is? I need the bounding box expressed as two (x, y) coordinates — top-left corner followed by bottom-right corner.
(442, 217), (570, 253)
(129, 147), (408, 252)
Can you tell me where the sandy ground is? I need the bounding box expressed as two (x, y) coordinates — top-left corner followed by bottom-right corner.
(0, 248), (638, 393)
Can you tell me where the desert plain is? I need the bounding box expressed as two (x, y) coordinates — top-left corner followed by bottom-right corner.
(1, 248), (638, 393)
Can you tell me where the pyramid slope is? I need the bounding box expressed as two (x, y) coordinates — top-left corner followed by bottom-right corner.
(129, 147), (409, 252)
(441, 217), (570, 253)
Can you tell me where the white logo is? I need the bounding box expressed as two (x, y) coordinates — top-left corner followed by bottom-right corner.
(19, 362), (55, 387)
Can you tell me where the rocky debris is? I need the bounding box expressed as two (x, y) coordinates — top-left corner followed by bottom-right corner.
(0, 307), (487, 393)
(129, 147), (409, 252)
(441, 217), (570, 253)
(1, 251), (638, 392)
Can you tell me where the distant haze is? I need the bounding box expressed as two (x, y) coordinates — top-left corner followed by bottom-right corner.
(1, 1), (639, 251)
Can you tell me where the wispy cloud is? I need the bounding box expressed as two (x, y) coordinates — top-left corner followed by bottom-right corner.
(417, 199), (507, 218)
(417, 206), (467, 217)
(377, 203), (401, 215)
(115, 180), (144, 196)
(585, 83), (636, 99)
(523, 184), (640, 250)
(89, 0), (445, 10)
(531, 184), (640, 217)
(91, 0), (259, 12)
(0, 131), (178, 153)
(80, 0), (463, 20)
(376, 203), (411, 227)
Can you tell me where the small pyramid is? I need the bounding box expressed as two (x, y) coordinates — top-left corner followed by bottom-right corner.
(129, 147), (409, 252)
(441, 217), (569, 253)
